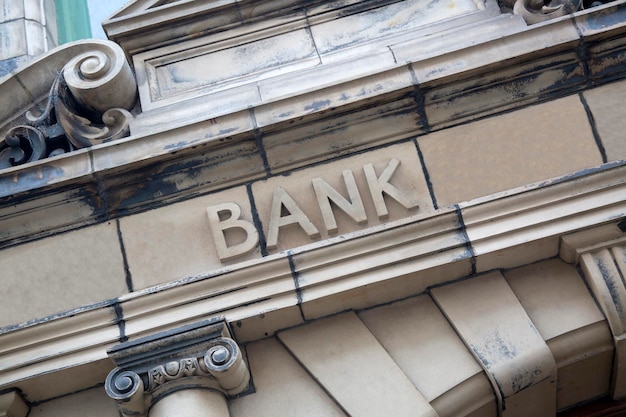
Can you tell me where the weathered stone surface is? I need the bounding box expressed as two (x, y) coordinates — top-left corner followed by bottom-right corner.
(229, 338), (346, 417)
(431, 272), (558, 417)
(119, 186), (261, 290)
(359, 295), (496, 416)
(504, 259), (613, 409)
(279, 312), (438, 417)
(0, 221), (128, 327)
(583, 79), (626, 162)
(418, 95), (603, 207)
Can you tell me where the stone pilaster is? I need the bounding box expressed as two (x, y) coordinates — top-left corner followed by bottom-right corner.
(561, 221), (626, 399)
(105, 319), (250, 417)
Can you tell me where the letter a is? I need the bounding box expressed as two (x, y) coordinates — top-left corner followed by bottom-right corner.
(364, 159), (419, 219)
(207, 202), (259, 261)
(266, 187), (321, 250)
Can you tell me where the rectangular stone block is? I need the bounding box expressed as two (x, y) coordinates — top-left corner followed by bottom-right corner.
(0, 222), (128, 328)
(24, 20), (46, 56)
(263, 96), (423, 174)
(418, 95), (603, 207)
(24, 0), (43, 24)
(0, 1), (24, 22)
(423, 50), (585, 130)
(279, 312), (438, 417)
(583, 79), (626, 162)
(229, 338), (346, 417)
(119, 186), (261, 290)
(0, 20), (27, 60)
(359, 296), (495, 414)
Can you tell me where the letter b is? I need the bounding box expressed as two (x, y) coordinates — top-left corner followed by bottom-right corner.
(207, 203), (259, 261)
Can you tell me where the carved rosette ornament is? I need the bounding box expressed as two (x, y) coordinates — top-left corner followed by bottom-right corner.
(105, 320), (250, 417)
(0, 41), (136, 169)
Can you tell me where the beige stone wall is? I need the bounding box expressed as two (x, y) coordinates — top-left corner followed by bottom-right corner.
(1, 78), (624, 327)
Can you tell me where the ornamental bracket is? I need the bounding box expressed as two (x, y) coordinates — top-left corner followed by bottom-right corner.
(105, 319), (250, 417)
(0, 40), (136, 170)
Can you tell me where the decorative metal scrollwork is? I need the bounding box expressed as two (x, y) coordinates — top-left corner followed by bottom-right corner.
(0, 42), (136, 170)
(0, 126), (47, 169)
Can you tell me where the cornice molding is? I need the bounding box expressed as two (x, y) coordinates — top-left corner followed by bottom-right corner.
(0, 160), (624, 402)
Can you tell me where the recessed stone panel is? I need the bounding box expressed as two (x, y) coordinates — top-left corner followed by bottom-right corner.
(137, 28), (320, 109)
(310, 0), (479, 55)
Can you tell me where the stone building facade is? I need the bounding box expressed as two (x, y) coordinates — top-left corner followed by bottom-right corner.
(1, 0), (626, 416)
(0, 0), (59, 76)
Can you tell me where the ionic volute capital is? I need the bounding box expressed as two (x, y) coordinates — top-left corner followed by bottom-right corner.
(105, 320), (250, 417)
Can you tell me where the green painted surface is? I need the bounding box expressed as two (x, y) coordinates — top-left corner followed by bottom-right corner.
(56, 0), (92, 44)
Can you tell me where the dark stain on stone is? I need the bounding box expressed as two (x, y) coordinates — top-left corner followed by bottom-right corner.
(0, 164), (66, 197)
(510, 366), (544, 393)
(304, 99), (331, 111)
(106, 141), (262, 215)
(163, 141), (189, 151)
(577, 2), (626, 31)
(589, 38), (626, 83)
(216, 127), (239, 137)
(597, 257), (625, 317)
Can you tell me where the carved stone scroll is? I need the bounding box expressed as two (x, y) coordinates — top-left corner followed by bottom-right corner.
(0, 40), (136, 170)
(513, 0), (581, 24)
(105, 320), (250, 417)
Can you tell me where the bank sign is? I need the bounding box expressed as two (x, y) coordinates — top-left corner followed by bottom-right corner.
(204, 142), (434, 262)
